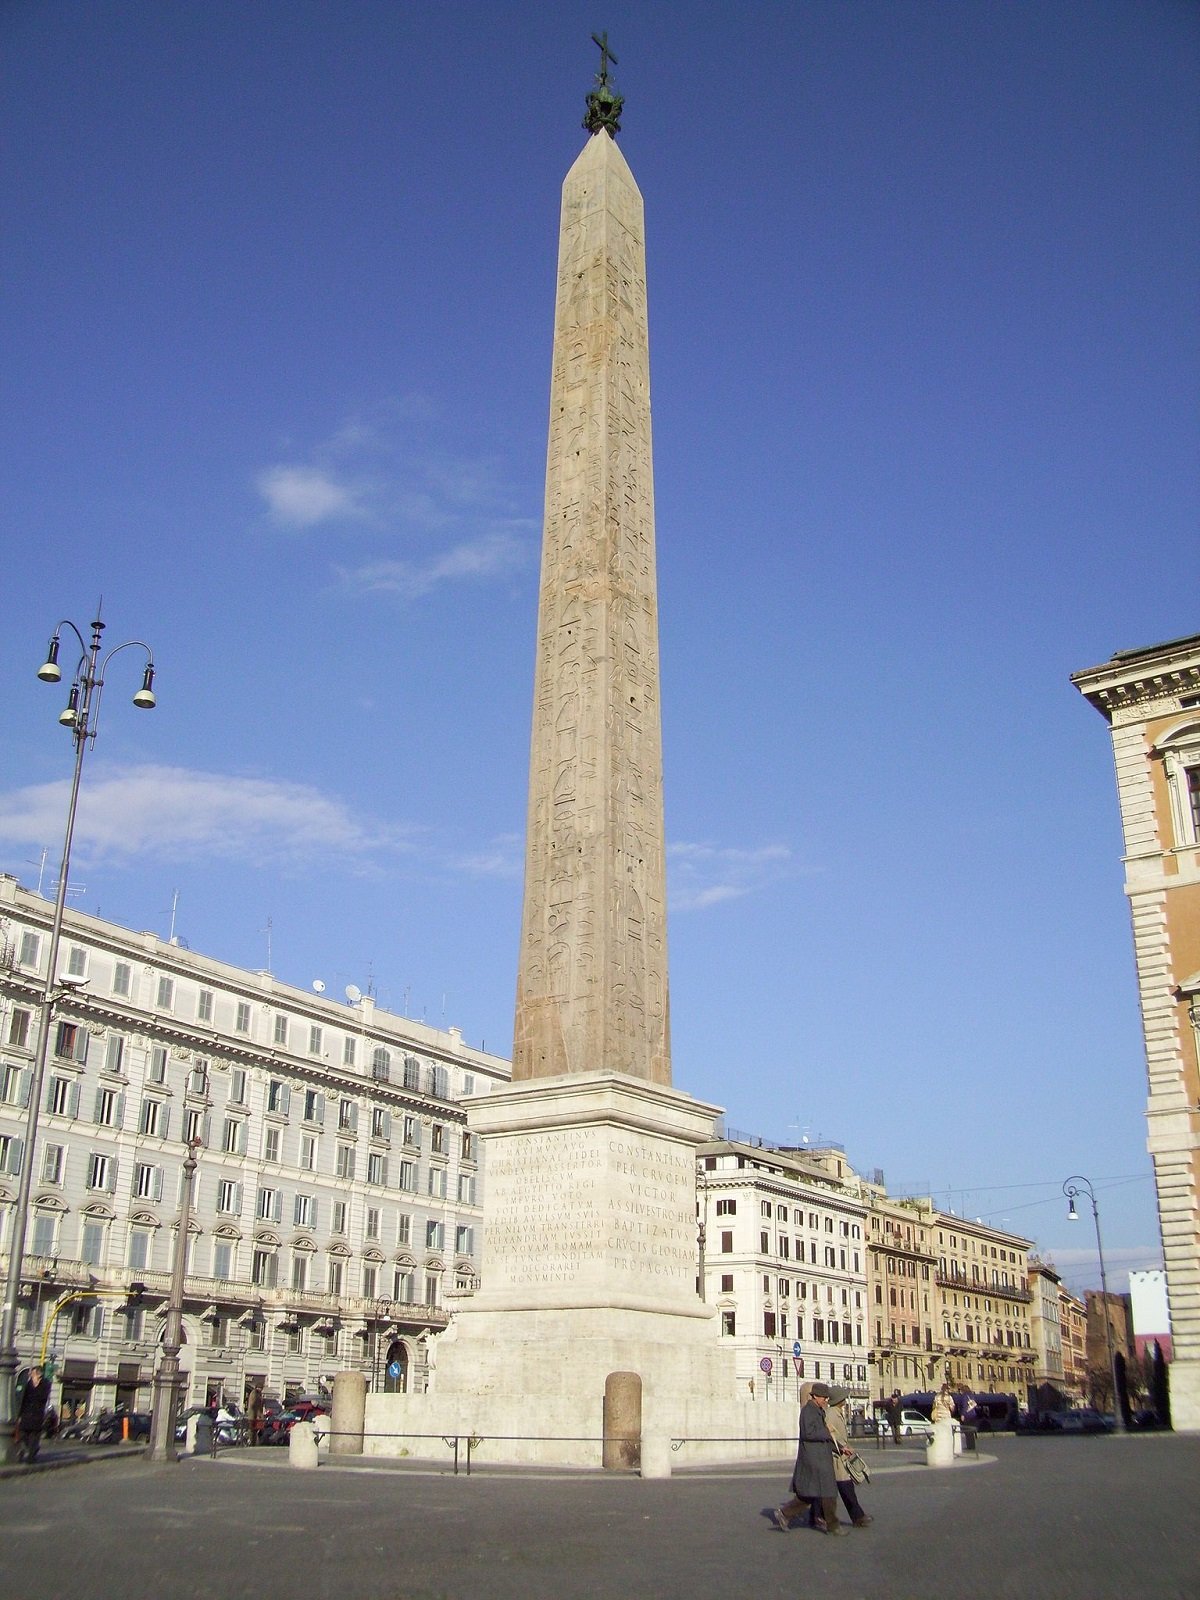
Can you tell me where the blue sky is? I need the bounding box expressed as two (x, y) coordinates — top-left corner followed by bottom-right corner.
(2, 2), (1196, 1298)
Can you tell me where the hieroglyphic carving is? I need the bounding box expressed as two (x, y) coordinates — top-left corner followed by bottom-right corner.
(513, 131), (671, 1084)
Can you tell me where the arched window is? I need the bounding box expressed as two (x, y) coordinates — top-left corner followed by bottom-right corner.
(371, 1047), (390, 1083)
(1156, 720), (1200, 847)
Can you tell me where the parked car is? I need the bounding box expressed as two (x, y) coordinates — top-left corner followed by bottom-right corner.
(897, 1409), (935, 1439)
(263, 1405), (330, 1445)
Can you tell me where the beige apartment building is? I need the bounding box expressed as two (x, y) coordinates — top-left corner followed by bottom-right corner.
(0, 876), (508, 1417)
(931, 1213), (1035, 1393)
(1072, 632), (1200, 1430)
(863, 1192), (939, 1396)
(1059, 1287), (1088, 1402)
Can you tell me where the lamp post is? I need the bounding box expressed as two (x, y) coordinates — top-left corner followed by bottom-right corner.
(1063, 1175), (1125, 1433)
(371, 1298), (394, 1393)
(147, 1138), (201, 1462)
(0, 610), (157, 1464)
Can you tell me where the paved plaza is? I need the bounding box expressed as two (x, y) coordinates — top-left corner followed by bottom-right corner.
(0, 1434), (1197, 1600)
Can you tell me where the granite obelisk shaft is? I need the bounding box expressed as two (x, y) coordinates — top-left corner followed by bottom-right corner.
(513, 129), (670, 1084)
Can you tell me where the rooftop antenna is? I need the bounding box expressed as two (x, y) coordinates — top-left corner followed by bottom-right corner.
(26, 849), (50, 896)
(366, 962), (376, 1000)
(345, 984), (362, 1005)
(168, 888), (180, 943)
(260, 916), (273, 974)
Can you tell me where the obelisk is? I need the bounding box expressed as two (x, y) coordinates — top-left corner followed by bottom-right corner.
(513, 42), (670, 1088)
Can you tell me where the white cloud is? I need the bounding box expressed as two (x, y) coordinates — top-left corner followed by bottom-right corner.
(0, 765), (412, 870)
(338, 529), (532, 600)
(256, 465), (360, 527)
(668, 840), (794, 912)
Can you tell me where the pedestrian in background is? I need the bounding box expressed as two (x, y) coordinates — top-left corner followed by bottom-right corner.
(827, 1386), (872, 1527)
(773, 1381), (847, 1536)
(14, 1364), (51, 1464)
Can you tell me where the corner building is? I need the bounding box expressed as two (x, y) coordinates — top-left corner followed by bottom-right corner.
(0, 875), (508, 1416)
(1072, 632), (1200, 1430)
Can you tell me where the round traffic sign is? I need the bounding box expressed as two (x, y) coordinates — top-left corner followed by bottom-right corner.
(792, 1341), (802, 1357)
(759, 1356), (773, 1374)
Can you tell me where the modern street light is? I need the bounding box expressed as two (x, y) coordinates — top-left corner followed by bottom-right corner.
(1063, 1175), (1126, 1432)
(147, 1139), (202, 1462)
(0, 610), (157, 1465)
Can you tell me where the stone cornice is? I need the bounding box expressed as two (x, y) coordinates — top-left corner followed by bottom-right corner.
(1072, 635), (1200, 724)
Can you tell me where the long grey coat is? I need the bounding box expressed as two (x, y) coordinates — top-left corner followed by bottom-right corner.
(791, 1398), (836, 1499)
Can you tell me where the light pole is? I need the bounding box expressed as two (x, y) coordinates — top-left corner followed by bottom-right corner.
(0, 610), (156, 1464)
(1063, 1175), (1125, 1433)
(147, 1138), (201, 1462)
(371, 1298), (394, 1393)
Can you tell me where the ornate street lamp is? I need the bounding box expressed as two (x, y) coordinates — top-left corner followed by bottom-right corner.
(147, 1139), (202, 1461)
(1063, 1175), (1125, 1433)
(0, 611), (157, 1464)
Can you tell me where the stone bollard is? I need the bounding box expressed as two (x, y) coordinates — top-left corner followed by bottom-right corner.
(927, 1418), (955, 1468)
(185, 1415), (199, 1456)
(330, 1371), (366, 1457)
(640, 1434), (672, 1479)
(603, 1372), (642, 1470)
(289, 1419), (319, 1470)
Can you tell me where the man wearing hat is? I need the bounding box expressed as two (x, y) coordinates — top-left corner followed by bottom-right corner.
(826, 1385), (872, 1527)
(773, 1381), (847, 1536)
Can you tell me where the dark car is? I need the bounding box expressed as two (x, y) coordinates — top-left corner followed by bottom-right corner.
(90, 1409), (151, 1444)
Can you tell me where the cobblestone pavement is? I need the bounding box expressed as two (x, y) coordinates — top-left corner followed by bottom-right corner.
(0, 1433), (1195, 1600)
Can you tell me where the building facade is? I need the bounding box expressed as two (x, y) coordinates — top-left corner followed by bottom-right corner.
(930, 1213), (1036, 1394)
(863, 1191), (940, 1397)
(0, 875), (509, 1418)
(697, 1138), (870, 1409)
(1059, 1287), (1088, 1402)
(1072, 632), (1200, 1430)
(1028, 1260), (1066, 1393)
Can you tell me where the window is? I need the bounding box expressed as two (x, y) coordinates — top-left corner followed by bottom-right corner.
(19, 930), (41, 967)
(764, 1311), (776, 1337)
(721, 1311), (736, 1337)
(394, 1269), (415, 1303)
(430, 1065), (449, 1099)
(761, 1201), (772, 1219)
(336, 1145), (356, 1180)
(148, 1046), (167, 1084)
(273, 1015), (288, 1046)
(104, 1034), (126, 1075)
(461, 1130), (476, 1162)
(338, 1098), (357, 1133)
(263, 1126), (280, 1163)
(197, 988), (214, 1023)
(716, 1199), (736, 1217)
(342, 1036), (356, 1067)
(156, 976), (174, 1010)
(8, 1007), (32, 1048)
(1, 1065), (30, 1106)
(425, 1220), (444, 1251)
(397, 1213), (411, 1246)
(291, 1253), (308, 1291)
(41, 1144), (65, 1184)
(720, 1273), (733, 1292)
(455, 1225), (475, 1255)
(79, 1219), (104, 1266)
(403, 1055), (420, 1091)
(188, 1063), (208, 1097)
(230, 1069), (247, 1105)
(309, 1025), (322, 1056)
(256, 1187), (280, 1223)
(251, 1248), (278, 1288)
(235, 1001), (251, 1034)
(293, 1193), (314, 1228)
(760, 1232), (769, 1254)
(133, 1162), (163, 1201)
(302, 1088), (323, 1125)
(267, 1080), (289, 1115)
(362, 1264), (378, 1299)
(55, 1019), (89, 1064)
(94, 1087), (123, 1127)
(112, 961), (132, 997)
(87, 1152), (115, 1191)
(65, 945), (87, 978)
(457, 1172), (475, 1205)
(32, 1212), (57, 1256)
(46, 1076), (75, 1117)
(128, 1228), (151, 1271)
(139, 1098), (168, 1138)
(0, 1134), (25, 1176)
(431, 1124), (445, 1155)
(1159, 724), (1200, 846)
(331, 1200), (347, 1234)
(371, 1107), (390, 1140)
(327, 1259), (344, 1296)
(365, 1207), (380, 1240)
(222, 1117), (245, 1156)
(398, 1158), (418, 1192)
(462, 1073), (475, 1096)
(300, 1134), (317, 1171)
(213, 1241), (232, 1279)
(403, 1116), (420, 1149)
(721, 1231), (733, 1253)
(286, 1326), (303, 1356)
(367, 1152), (388, 1187)
(425, 1274), (440, 1307)
(183, 1107), (206, 1145)
(216, 1180), (242, 1216)
(371, 1047), (390, 1082)
(427, 1166), (446, 1199)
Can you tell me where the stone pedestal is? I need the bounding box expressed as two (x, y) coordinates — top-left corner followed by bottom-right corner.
(289, 1420), (318, 1470)
(928, 1418), (954, 1467)
(330, 1371), (365, 1456)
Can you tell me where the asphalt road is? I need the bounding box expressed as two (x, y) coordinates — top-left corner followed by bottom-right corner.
(0, 1434), (1195, 1600)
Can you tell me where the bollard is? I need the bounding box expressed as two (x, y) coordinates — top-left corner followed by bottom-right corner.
(639, 1435), (672, 1479)
(289, 1419), (319, 1470)
(927, 1418), (954, 1468)
(185, 1415), (199, 1456)
(330, 1371), (366, 1457)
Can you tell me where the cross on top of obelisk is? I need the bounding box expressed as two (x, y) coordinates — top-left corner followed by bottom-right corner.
(583, 31), (623, 138)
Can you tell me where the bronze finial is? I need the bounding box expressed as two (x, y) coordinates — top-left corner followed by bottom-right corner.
(583, 31), (623, 138)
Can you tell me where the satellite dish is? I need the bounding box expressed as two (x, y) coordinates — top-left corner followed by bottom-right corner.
(312, 980), (326, 993)
(345, 984), (362, 1003)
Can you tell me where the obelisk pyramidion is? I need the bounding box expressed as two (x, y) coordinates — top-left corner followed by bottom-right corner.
(513, 52), (670, 1087)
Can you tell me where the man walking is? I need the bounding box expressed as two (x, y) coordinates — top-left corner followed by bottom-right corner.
(14, 1365), (51, 1464)
(773, 1381), (847, 1536)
